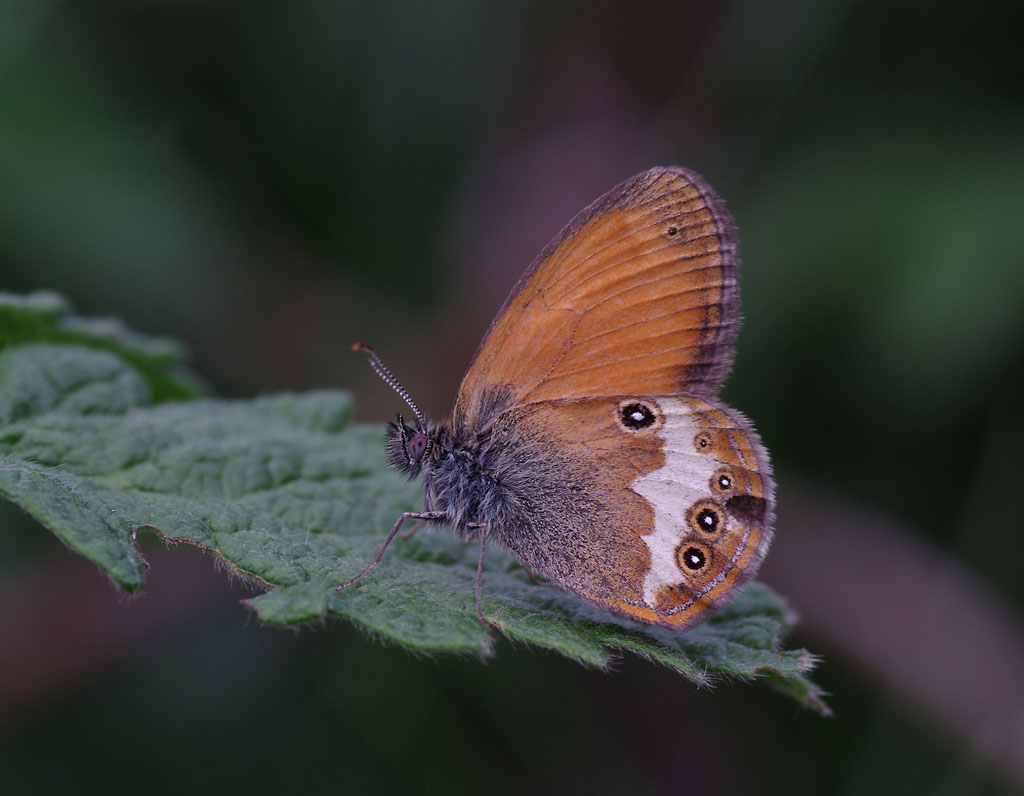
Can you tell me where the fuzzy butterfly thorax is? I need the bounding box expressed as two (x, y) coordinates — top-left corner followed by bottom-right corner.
(353, 166), (776, 632)
(387, 414), (529, 542)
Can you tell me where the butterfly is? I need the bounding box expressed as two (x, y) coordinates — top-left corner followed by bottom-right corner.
(338, 166), (774, 632)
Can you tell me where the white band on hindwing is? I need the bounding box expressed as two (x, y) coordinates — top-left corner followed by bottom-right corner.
(631, 397), (730, 609)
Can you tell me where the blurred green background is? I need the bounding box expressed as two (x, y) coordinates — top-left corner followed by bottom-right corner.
(1, 1), (1022, 793)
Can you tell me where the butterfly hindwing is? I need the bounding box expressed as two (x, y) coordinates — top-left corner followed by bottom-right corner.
(483, 394), (774, 630)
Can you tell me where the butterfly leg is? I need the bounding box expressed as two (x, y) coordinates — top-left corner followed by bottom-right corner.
(398, 519), (425, 540)
(524, 569), (557, 588)
(335, 511), (446, 592)
(468, 522), (501, 631)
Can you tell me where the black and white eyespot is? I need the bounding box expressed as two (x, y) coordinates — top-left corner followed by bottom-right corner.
(666, 225), (679, 237)
(616, 400), (662, 432)
(687, 498), (724, 537)
(697, 509), (718, 533)
(693, 431), (713, 453)
(711, 467), (736, 494)
(681, 547), (705, 570)
(676, 543), (710, 572)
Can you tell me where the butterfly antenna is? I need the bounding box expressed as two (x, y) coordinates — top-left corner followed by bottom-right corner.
(352, 342), (427, 429)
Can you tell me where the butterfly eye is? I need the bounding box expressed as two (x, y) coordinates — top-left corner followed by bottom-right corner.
(618, 401), (659, 431)
(407, 432), (428, 461)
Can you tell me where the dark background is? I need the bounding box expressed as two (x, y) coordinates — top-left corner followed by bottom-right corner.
(2, 1), (1023, 793)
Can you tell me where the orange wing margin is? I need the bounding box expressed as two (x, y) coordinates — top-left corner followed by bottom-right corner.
(453, 167), (740, 435)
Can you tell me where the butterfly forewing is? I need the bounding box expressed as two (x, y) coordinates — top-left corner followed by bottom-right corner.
(453, 167), (740, 435)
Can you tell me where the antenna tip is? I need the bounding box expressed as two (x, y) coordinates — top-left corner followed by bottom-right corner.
(351, 341), (367, 353)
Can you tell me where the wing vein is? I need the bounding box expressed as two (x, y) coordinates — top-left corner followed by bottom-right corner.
(554, 225), (728, 292)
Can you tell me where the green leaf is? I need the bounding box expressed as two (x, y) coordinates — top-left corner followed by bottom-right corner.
(0, 291), (203, 401)
(0, 296), (828, 713)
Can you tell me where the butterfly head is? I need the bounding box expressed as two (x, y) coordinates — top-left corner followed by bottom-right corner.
(353, 342), (443, 479)
(386, 414), (437, 478)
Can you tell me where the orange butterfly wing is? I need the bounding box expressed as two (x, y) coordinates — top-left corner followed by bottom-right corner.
(453, 166), (739, 435)
(482, 394), (774, 630)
